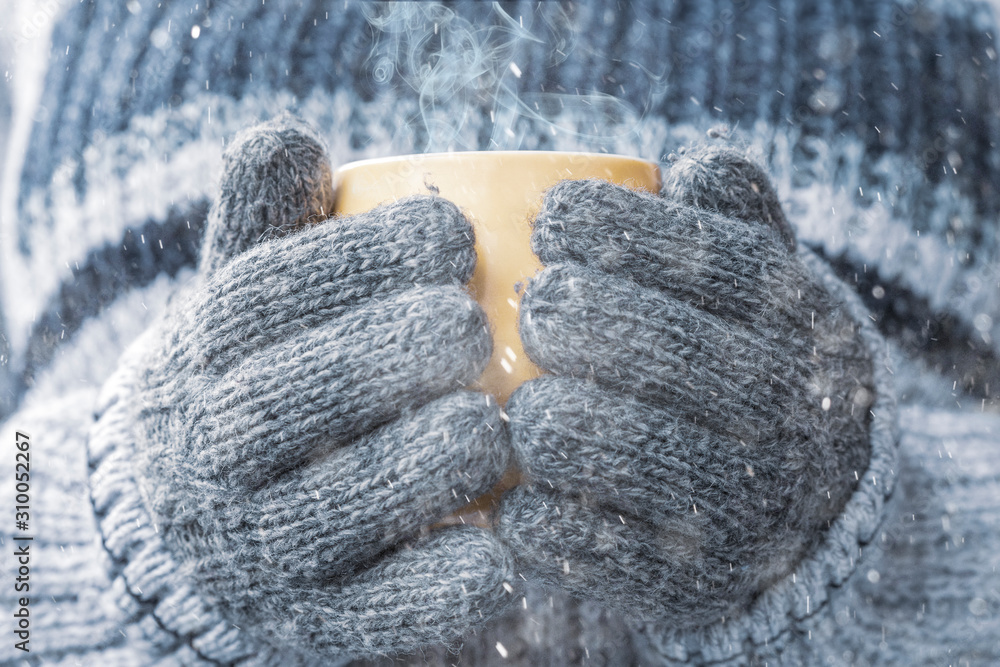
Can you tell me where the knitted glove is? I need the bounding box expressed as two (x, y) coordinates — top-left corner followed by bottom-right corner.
(498, 146), (875, 630)
(87, 115), (514, 664)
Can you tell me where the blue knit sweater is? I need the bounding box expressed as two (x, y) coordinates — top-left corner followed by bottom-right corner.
(1, 1), (998, 664)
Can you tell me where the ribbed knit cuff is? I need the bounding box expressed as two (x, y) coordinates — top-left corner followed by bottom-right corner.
(632, 248), (900, 664)
(87, 329), (263, 665)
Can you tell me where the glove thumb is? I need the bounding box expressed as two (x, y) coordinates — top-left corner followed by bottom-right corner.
(198, 112), (335, 274)
(661, 143), (796, 250)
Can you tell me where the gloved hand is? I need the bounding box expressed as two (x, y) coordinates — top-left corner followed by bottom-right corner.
(88, 115), (514, 664)
(498, 146), (875, 629)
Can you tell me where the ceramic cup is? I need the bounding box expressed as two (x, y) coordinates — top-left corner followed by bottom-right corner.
(332, 151), (662, 524)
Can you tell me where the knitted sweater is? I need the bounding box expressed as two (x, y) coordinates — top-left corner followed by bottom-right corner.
(1, 0), (999, 665)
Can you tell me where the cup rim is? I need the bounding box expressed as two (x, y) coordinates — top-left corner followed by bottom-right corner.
(332, 150), (659, 173)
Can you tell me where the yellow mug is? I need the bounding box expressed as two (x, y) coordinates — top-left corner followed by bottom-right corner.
(332, 150), (662, 403)
(332, 151), (661, 525)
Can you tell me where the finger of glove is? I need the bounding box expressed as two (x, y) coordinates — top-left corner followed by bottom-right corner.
(191, 284), (492, 485)
(661, 145), (796, 250)
(199, 113), (335, 275)
(254, 527), (515, 658)
(256, 391), (510, 581)
(506, 376), (770, 530)
(497, 486), (731, 626)
(162, 194), (477, 376)
(519, 264), (813, 441)
(532, 178), (821, 333)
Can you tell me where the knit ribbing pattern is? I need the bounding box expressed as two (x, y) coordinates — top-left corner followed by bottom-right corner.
(19, 0), (1000, 266)
(8, 1), (1000, 421)
(4, 1), (995, 664)
(88, 343), (252, 664)
(629, 246), (899, 664)
(755, 407), (1000, 666)
(630, 406), (999, 667)
(0, 388), (213, 665)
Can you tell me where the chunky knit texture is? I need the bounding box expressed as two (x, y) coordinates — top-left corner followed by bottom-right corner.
(1, 389), (219, 666)
(198, 112), (336, 274)
(5, 0), (999, 417)
(662, 144), (797, 250)
(87, 118), (516, 663)
(2, 0), (1000, 665)
(630, 246), (899, 664)
(498, 154), (874, 628)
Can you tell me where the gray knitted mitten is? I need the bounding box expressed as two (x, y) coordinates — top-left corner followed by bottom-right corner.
(88, 115), (514, 664)
(498, 146), (875, 629)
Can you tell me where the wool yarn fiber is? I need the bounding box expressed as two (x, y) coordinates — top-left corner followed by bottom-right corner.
(89, 116), (515, 663)
(499, 150), (873, 628)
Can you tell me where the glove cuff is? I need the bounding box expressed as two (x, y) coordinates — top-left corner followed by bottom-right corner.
(633, 247), (901, 664)
(87, 330), (262, 665)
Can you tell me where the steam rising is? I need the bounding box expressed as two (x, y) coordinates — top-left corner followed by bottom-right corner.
(362, 2), (655, 153)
